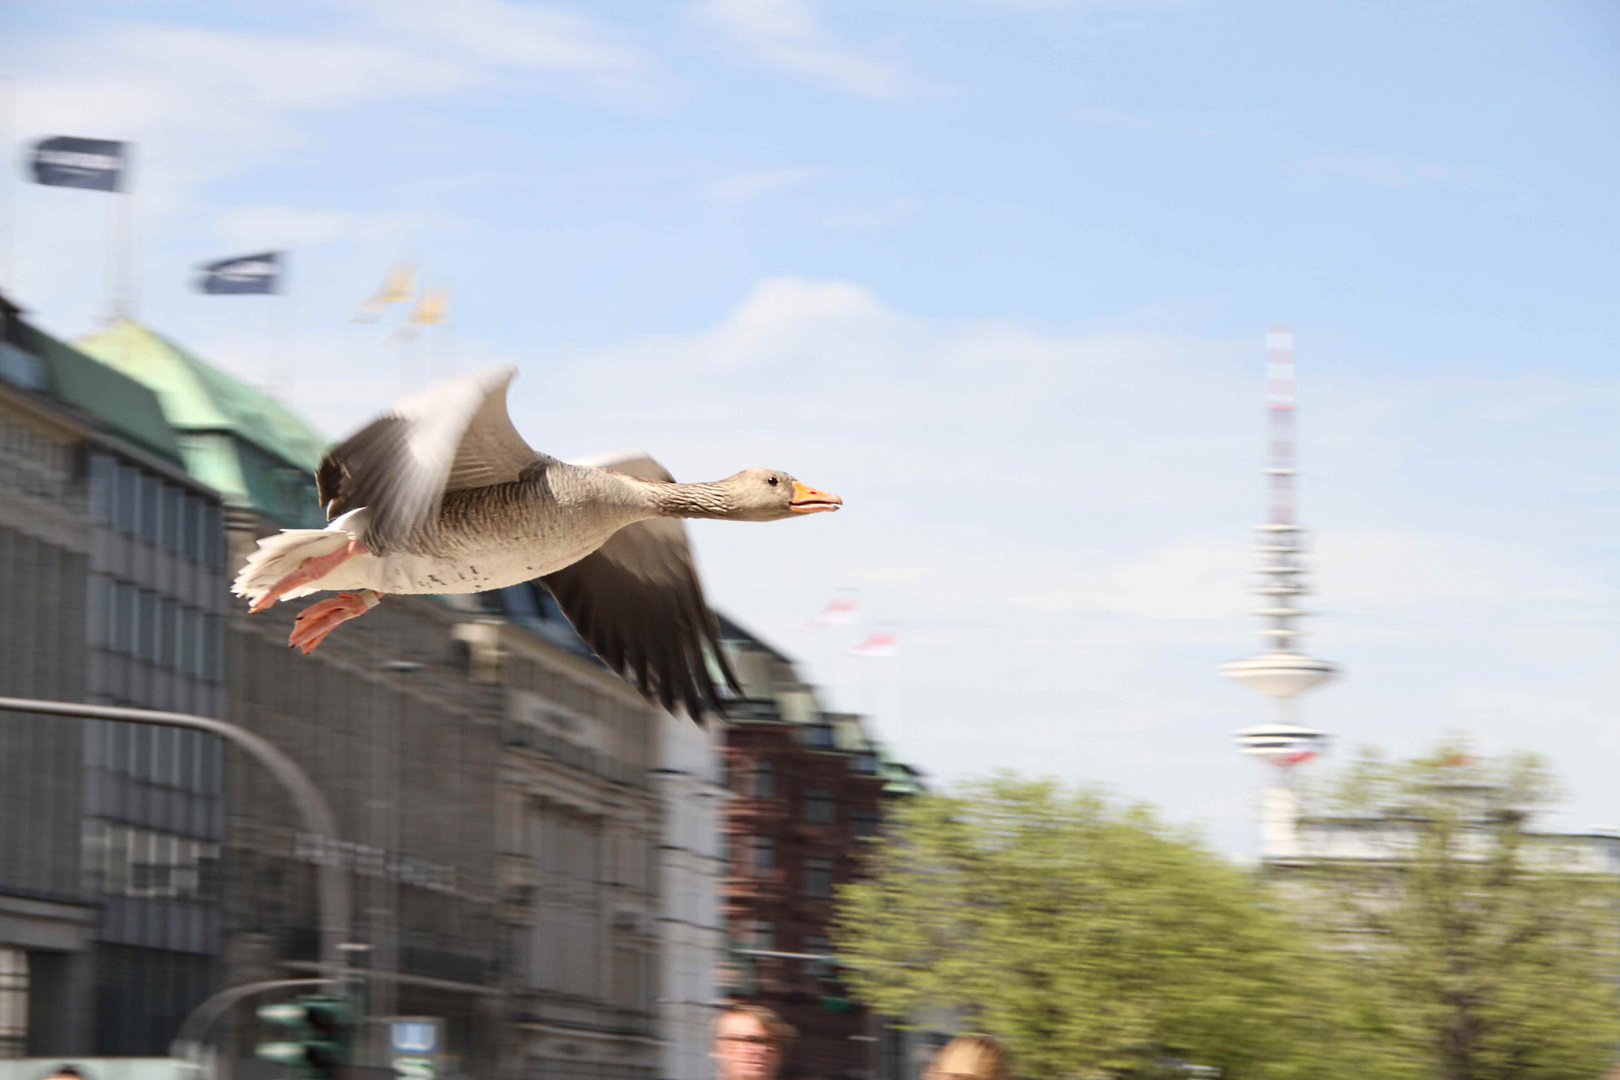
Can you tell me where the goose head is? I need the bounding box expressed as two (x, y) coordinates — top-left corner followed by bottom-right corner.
(724, 469), (842, 521)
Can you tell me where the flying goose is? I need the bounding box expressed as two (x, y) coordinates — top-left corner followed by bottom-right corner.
(232, 365), (840, 721)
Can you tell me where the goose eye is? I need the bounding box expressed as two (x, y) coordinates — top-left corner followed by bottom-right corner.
(767, 476), (779, 486)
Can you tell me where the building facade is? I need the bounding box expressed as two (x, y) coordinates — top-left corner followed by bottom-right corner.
(650, 707), (727, 1080)
(458, 593), (664, 1080)
(77, 323), (506, 1073)
(0, 298), (230, 1057)
(716, 617), (919, 1080)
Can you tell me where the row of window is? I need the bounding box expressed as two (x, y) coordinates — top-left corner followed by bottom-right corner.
(736, 761), (881, 833)
(738, 922), (835, 977)
(88, 454), (226, 570)
(91, 576), (225, 681)
(739, 839), (837, 898)
(86, 719), (223, 794)
(82, 820), (221, 901)
(0, 408), (72, 498)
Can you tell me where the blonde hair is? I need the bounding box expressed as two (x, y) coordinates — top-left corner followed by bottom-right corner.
(927, 1035), (1010, 1080)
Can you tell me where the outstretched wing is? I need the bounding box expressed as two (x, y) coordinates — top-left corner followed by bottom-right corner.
(315, 365), (542, 552)
(541, 453), (740, 724)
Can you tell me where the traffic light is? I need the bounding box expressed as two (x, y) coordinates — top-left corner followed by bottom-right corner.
(256, 995), (354, 1078)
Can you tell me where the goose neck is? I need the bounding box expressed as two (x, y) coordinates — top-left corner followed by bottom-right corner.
(644, 480), (734, 520)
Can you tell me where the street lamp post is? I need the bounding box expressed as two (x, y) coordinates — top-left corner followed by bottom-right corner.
(0, 696), (350, 971)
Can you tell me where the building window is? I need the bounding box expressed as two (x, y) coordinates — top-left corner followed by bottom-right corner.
(750, 760), (776, 798)
(0, 946), (26, 1058)
(89, 454), (115, 521)
(115, 462), (139, 534)
(803, 934), (833, 979)
(748, 837), (775, 877)
(851, 809), (880, 839)
(750, 920), (775, 950)
(802, 723), (835, 748)
(176, 608), (195, 677)
(804, 857), (834, 899)
(167, 485), (190, 555)
(138, 473), (161, 545)
(205, 504), (225, 569)
(803, 788), (836, 825)
(110, 582), (136, 654)
(138, 591), (160, 664)
(158, 599), (178, 668)
(183, 495), (203, 563)
(852, 752), (878, 774)
(87, 822), (218, 901)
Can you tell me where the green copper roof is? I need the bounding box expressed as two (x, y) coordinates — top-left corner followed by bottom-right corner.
(12, 319), (184, 466)
(77, 321), (328, 470)
(75, 321), (329, 526)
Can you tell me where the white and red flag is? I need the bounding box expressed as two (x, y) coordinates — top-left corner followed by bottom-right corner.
(808, 597), (859, 627)
(846, 631), (898, 659)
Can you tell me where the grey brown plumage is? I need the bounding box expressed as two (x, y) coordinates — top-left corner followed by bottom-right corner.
(239, 365), (836, 724)
(545, 455), (740, 719)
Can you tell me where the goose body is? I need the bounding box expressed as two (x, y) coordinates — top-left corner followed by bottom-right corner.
(231, 365), (841, 722)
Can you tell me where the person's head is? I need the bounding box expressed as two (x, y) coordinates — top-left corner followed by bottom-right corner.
(926, 1036), (1009, 1080)
(42, 1068), (83, 1080)
(713, 1003), (795, 1080)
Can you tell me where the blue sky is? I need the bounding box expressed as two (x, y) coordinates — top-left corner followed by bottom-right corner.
(6, 0), (1619, 855)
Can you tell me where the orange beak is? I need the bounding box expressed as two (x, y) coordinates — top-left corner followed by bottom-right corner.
(789, 480), (842, 513)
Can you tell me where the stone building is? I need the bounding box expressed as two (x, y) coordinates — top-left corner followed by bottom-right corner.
(429, 570), (727, 1080)
(77, 323), (506, 1072)
(715, 616), (920, 1080)
(649, 706), (728, 1080)
(0, 297), (230, 1057)
(75, 326), (727, 1079)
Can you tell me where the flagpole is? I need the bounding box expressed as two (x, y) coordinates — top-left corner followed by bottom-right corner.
(283, 268), (296, 395)
(112, 143), (136, 322)
(0, 77), (14, 295)
(103, 178), (117, 323)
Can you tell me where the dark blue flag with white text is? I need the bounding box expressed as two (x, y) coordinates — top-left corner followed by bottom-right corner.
(197, 252), (281, 295)
(30, 136), (126, 191)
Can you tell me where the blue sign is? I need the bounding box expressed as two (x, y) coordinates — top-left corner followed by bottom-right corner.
(390, 1019), (440, 1055)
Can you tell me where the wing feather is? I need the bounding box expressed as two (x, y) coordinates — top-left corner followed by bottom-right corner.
(315, 365), (540, 552)
(541, 453), (739, 724)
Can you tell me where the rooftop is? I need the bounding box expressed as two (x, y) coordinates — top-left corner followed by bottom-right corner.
(1, 301), (185, 466)
(75, 320), (329, 524)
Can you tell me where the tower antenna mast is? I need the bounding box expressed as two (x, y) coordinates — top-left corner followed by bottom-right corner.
(1222, 327), (1340, 857)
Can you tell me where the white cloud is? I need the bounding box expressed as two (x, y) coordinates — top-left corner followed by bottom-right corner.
(14, 3), (670, 210)
(347, 0), (674, 102)
(696, 0), (942, 101)
(1294, 153), (1486, 189)
(704, 167), (826, 201)
(214, 206), (356, 250)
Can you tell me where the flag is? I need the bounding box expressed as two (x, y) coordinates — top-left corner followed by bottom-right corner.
(30, 136), (126, 191)
(808, 597), (858, 628)
(399, 287), (448, 338)
(846, 632), (898, 658)
(196, 251), (280, 295)
(353, 262), (415, 322)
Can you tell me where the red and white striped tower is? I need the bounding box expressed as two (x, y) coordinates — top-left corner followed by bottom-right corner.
(1221, 328), (1339, 857)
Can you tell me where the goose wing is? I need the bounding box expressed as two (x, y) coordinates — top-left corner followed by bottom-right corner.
(315, 365), (543, 552)
(542, 453), (740, 724)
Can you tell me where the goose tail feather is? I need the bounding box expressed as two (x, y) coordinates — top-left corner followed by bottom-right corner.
(232, 530), (354, 605)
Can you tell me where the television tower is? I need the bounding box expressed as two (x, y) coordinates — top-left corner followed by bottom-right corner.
(1221, 327), (1338, 859)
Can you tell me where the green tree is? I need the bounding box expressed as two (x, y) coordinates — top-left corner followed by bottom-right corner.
(1294, 740), (1620, 1080)
(832, 775), (1366, 1079)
